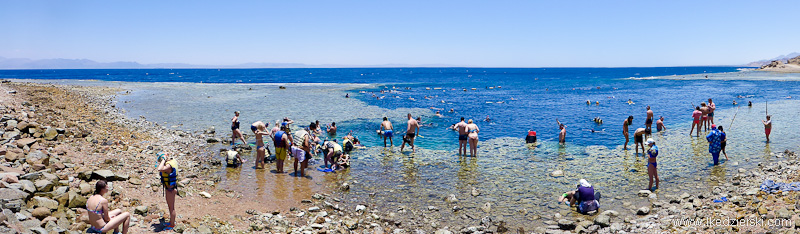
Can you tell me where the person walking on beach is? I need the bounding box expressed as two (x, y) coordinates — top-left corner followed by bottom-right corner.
(157, 155), (179, 230)
(86, 180), (131, 234)
(230, 111), (246, 145)
(456, 117), (468, 155)
(380, 117), (394, 147)
(690, 106), (702, 137)
(706, 125), (726, 165)
(623, 116), (633, 150)
(466, 119), (480, 157)
(401, 113), (420, 153)
(273, 125), (293, 173)
(253, 124), (271, 169)
(762, 115), (772, 143)
(656, 116), (666, 132)
(633, 127), (647, 156)
(646, 138), (659, 191)
(645, 106), (654, 137)
(557, 119), (566, 144)
(708, 98), (716, 125)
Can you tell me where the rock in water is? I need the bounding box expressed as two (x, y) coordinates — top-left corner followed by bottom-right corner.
(43, 127), (58, 141)
(445, 194), (458, 203)
(550, 170), (564, 177)
(204, 126), (215, 134)
(637, 190), (652, 197)
(636, 207), (650, 215)
(558, 219), (576, 230)
(471, 187), (480, 197)
(355, 205), (366, 212)
(481, 202), (492, 213)
(594, 214), (611, 227)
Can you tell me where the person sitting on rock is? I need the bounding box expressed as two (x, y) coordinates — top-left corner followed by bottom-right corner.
(86, 180), (131, 234)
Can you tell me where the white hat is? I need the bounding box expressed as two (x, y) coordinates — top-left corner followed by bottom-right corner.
(579, 179), (591, 187)
(646, 138), (655, 145)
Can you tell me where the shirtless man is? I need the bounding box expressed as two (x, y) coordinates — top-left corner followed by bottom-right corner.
(656, 116), (666, 132)
(455, 117), (468, 156)
(699, 102), (709, 131)
(400, 113), (420, 153)
(690, 106), (702, 137)
(435, 111), (444, 118)
(633, 127), (647, 156)
(327, 122), (337, 136)
(708, 98), (716, 125)
(623, 116), (633, 150)
(762, 115), (772, 143)
(557, 119), (566, 144)
(380, 117), (394, 147)
(645, 106), (654, 137)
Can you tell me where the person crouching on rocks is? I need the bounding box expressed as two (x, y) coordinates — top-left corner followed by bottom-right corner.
(557, 179), (600, 214)
(86, 180), (131, 234)
(157, 155), (179, 230)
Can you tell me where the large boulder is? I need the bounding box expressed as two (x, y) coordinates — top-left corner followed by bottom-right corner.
(16, 138), (36, 148)
(43, 127), (58, 141)
(67, 191), (86, 208)
(91, 170), (116, 181)
(25, 150), (48, 165)
(30, 207), (50, 220)
(34, 179), (54, 192)
(0, 188), (27, 200)
(30, 196), (59, 210)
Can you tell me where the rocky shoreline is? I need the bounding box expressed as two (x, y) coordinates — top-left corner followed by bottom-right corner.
(0, 80), (798, 234)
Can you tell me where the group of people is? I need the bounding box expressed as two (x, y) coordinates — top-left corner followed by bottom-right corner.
(229, 112), (356, 176)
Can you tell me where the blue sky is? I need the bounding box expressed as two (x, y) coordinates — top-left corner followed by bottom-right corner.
(1, 1), (799, 67)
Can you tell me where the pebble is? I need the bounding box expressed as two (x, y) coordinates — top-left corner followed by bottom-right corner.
(199, 192), (211, 198)
(550, 170), (564, 177)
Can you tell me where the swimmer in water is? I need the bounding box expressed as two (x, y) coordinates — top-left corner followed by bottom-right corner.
(557, 119), (566, 144)
(449, 108), (455, 113)
(435, 111), (444, 118)
(656, 116), (666, 132)
(484, 116), (491, 122)
(748, 101), (752, 107)
(345, 93), (349, 98)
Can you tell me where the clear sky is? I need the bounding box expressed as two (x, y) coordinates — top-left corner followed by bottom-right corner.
(1, 1), (799, 67)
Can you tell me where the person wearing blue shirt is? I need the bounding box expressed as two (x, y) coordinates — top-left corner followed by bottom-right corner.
(706, 125), (726, 165)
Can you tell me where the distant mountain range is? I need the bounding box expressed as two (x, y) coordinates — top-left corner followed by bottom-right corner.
(745, 52), (800, 67)
(0, 56), (456, 69)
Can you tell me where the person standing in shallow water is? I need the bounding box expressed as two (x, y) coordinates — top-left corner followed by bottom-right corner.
(706, 124), (725, 165)
(645, 106), (654, 137)
(380, 117), (394, 147)
(230, 111), (246, 145)
(456, 117), (468, 156)
(690, 106), (702, 137)
(400, 113), (419, 153)
(708, 98), (716, 125)
(762, 115), (772, 143)
(656, 116), (666, 132)
(646, 138), (659, 192)
(557, 119), (566, 144)
(622, 116), (633, 150)
(466, 119), (480, 157)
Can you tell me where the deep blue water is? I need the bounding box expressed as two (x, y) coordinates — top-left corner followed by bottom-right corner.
(3, 67), (798, 149)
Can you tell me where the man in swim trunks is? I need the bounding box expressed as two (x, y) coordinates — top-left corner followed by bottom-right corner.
(455, 117), (468, 156)
(273, 125), (293, 173)
(557, 119), (566, 144)
(690, 106), (702, 137)
(290, 123), (313, 177)
(706, 124), (725, 165)
(327, 122), (337, 136)
(708, 98), (716, 125)
(656, 116), (666, 132)
(622, 116), (633, 150)
(401, 113), (420, 153)
(645, 106), (654, 138)
(762, 115), (771, 143)
(700, 102), (709, 131)
(633, 128), (646, 156)
(646, 138), (659, 191)
(380, 117), (394, 147)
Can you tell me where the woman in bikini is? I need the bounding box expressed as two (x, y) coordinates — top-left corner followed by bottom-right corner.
(467, 119), (480, 157)
(231, 111), (246, 145)
(254, 124), (271, 169)
(86, 180), (131, 234)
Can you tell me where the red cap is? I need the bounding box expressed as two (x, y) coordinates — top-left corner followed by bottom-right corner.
(528, 131), (536, 136)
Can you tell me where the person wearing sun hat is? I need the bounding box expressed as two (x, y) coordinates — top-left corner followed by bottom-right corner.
(646, 138), (659, 192)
